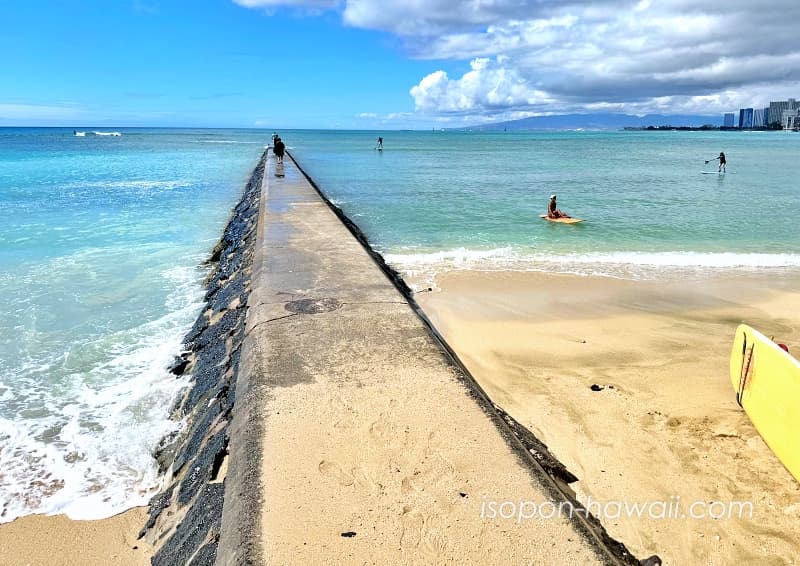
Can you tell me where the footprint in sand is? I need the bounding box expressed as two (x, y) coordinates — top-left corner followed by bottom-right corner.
(328, 395), (357, 430)
(318, 460), (354, 486)
(399, 506), (446, 557)
(399, 506), (424, 550)
(421, 528), (447, 558)
(368, 412), (398, 444)
(399, 452), (459, 502)
(351, 465), (380, 495)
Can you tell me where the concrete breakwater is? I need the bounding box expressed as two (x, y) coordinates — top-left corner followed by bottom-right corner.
(216, 151), (654, 565)
(138, 150), (266, 566)
(138, 147), (657, 565)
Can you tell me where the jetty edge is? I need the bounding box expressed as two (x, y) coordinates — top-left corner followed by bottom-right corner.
(141, 148), (658, 565)
(138, 150), (266, 565)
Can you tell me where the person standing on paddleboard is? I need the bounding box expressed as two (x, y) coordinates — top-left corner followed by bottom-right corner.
(547, 194), (570, 219)
(709, 151), (726, 172)
(376, 136), (383, 149)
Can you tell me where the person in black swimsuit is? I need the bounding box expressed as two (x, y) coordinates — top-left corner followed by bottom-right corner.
(716, 152), (726, 172)
(547, 194), (570, 218)
(273, 136), (285, 163)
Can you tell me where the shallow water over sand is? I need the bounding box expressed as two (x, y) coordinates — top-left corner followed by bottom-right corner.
(287, 129), (800, 286)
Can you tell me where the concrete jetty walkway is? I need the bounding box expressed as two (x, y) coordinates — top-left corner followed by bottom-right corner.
(218, 152), (624, 564)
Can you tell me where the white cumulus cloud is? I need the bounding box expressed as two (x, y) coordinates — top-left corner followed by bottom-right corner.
(410, 58), (552, 114)
(236, 0), (800, 119)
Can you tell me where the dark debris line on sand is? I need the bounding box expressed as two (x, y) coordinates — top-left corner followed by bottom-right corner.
(138, 150), (266, 566)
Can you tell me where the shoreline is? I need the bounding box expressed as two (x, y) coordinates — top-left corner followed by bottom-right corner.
(139, 150), (265, 565)
(416, 269), (800, 564)
(0, 151), (267, 566)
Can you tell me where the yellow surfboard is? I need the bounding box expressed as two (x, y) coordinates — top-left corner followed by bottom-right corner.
(539, 214), (584, 224)
(730, 324), (800, 481)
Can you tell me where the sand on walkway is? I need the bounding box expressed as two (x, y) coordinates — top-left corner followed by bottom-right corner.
(0, 507), (151, 566)
(259, 340), (607, 565)
(416, 270), (800, 565)
(247, 154), (618, 565)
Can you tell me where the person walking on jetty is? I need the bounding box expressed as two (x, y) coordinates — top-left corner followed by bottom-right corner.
(274, 136), (285, 163)
(547, 194), (570, 219)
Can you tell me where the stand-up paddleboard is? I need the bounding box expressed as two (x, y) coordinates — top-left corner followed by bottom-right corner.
(539, 214), (583, 224)
(730, 324), (800, 481)
(701, 171), (725, 175)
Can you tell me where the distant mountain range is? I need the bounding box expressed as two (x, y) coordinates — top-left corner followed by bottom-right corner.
(450, 113), (722, 131)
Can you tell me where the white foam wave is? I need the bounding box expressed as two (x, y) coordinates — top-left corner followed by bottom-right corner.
(385, 247), (515, 268)
(0, 266), (204, 524)
(0, 382), (11, 403)
(384, 248), (800, 287)
(542, 251), (800, 269)
(63, 179), (191, 191)
(93, 131), (122, 136)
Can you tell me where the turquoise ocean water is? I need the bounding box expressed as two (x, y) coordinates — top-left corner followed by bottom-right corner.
(286, 129), (800, 286)
(0, 128), (266, 522)
(1, 127), (798, 523)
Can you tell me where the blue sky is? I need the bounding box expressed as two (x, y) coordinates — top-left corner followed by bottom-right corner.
(2, 0), (800, 129)
(0, 1), (450, 128)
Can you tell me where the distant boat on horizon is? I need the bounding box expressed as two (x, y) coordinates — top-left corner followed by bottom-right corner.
(73, 130), (122, 137)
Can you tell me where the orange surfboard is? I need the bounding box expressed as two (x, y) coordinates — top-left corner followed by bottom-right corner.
(539, 214), (584, 224)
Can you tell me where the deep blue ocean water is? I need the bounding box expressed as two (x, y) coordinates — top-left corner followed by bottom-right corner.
(0, 128), (266, 522)
(1, 126), (798, 523)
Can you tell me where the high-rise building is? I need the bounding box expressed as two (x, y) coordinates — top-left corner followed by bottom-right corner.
(738, 108), (753, 128)
(753, 108), (765, 128)
(768, 98), (799, 127)
(784, 109), (800, 130)
(723, 113), (735, 127)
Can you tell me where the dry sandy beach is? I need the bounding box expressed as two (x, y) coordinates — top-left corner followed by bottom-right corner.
(416, 270), (800, 565)
(0, 507), (151, 566)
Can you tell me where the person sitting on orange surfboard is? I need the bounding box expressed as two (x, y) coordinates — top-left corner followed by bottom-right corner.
(547, 194), (570, 219)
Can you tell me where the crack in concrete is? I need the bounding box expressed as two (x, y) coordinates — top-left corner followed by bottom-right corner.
(245, 313), (299, 336)
(340, 301), (408, 306)
(251, 298), (298, 308)
(251, 299), (407, 309)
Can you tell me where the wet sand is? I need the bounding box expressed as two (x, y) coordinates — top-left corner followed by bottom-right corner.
(416, 270), (800, 565)
(0, 507), (151, 566)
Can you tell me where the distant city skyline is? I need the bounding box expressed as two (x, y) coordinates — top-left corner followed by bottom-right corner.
(3, 1), (800, 129)
(723, 98), (800, 129)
